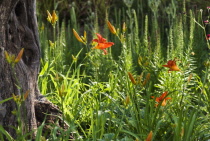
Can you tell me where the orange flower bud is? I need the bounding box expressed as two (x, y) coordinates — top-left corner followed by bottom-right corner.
(137, 72), (143, 85)
(47, 10), (58, 26)
(51, 10), (58, 25)
(142, 73), (150, 86)
(73, 29), (86, 44)
(15, 48), (24, 63)
(142, 80), (147, 86)
(24, 90), (30, 100)
(146, 131), (153, 141)
(146, 73), (151, 81)
(107, 21), (117, 35)
(81, 31), (87, 42)
(128, 72), (136, 85)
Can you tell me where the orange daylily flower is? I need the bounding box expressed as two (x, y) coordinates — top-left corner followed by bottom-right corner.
(92, 33), (114, 55)
(151, 91), (171, 107)
(162, 59), (180, 72)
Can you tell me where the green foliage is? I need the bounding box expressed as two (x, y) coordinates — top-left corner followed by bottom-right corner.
(37, 1), (210, 140)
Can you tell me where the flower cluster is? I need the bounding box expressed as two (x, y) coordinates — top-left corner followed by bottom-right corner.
(46, 10), (58, 27)
(150, 59), (180, 107)
(4, 48), (24, 67)
(12, 90), (29, 104)
(72, 30), (114, 55)
(127, 72), (151, 86)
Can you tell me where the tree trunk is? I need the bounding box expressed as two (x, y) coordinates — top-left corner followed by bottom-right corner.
(0, 0), (41, 137)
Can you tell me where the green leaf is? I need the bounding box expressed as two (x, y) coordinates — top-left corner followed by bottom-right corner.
(0, 97), (13, 104)
(39, 62), (49, 76)
(0, 125), (14, 141)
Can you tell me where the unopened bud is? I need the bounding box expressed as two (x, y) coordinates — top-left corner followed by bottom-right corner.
(107, 21), (117, 35)
(128, 72), (136, 85)
(15, 48), (24, 63)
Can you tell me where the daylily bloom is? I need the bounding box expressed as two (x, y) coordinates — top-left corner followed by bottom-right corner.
(151, 91), (171, 107)
(162, 59), (180, 72)
(92, 33), (114, 55)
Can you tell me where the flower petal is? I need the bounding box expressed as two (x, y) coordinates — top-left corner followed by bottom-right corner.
(96, 33), (107, 43)
(92, 39), (99, 42)
(97, 42), (114, 49)
(161, 99), (167, 106)
(162, 65), (170, 68)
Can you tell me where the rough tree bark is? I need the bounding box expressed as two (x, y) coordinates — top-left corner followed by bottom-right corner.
(0, 0), (40, 137)
(0, 0), (62, 138)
